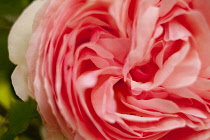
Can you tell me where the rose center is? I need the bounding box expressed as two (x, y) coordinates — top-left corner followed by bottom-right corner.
(130, 61), (158, 83)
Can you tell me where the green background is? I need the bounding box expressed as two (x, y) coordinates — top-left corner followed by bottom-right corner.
(0, 0), (42, 139)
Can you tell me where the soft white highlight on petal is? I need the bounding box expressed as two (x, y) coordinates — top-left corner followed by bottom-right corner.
(8, 0), (45, 65)
(11, 65), (30, 101)
(8, 0), (45, 101)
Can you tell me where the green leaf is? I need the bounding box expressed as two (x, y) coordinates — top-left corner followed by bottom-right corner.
(0, 0), (33, 16)
(1, 98), (39, 140)
(0, 115), (7, 137)
(0, 78), (13, 110)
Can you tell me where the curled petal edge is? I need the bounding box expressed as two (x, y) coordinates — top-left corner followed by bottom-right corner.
(8, 0), (46, 101)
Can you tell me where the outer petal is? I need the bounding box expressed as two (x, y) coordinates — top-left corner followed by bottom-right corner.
(11, 65), (30, 101)
(8, 0), (45, 101)
(8, 0), (45, 65)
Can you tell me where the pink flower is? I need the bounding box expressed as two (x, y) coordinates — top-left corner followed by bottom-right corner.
(9, 0), (210, 139)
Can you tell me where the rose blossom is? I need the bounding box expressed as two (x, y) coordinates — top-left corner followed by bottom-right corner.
(9, 0), (210, 139)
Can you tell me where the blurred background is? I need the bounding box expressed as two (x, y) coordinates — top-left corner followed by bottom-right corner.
(0, 0), (42, 139)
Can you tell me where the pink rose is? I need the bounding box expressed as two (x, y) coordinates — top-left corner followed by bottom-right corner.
(9, 0), (210, 139)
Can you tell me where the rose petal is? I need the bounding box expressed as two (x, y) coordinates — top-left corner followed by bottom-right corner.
(8, 0), (45, 65)
(163, 49), (201, 88)
(91, 77), (119, 123)
(127, 96), (180, 114)
(154, 42), (190, 87)
(159, 0), (178, 17)
(191, 0), (210, 29)
(109, 0), (130, 37)
(199, 65), (210, 78)
(130, 42), (190, 91)
(116, 113), (161, 122)
(167, 88), (210, 112)
(98, 38), (131, 63)
(185, 129), (210, 140)
(76, 68), (123, 140)
(33, 75), (62, 136)
(123, 6), (159, 77)
(164, 20), (191, 41)
(154, 25), (164, 38)
(192, 78), (210, 90)
(11, 65), (31, 101)
(180, 107), (207, 119)
(180, 11), (210, 69)
(9, 0), (45, 101)
(130, 117), (186, 132)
